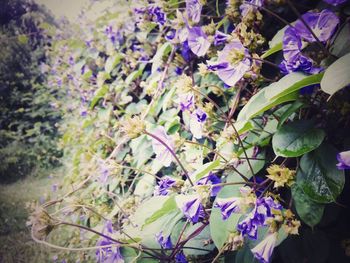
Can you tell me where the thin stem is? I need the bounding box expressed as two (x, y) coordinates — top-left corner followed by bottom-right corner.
(144, 130), (194, 186)
(248, 56), (281, 70)
(245, 1), (293, 28)
(211, 243), (228, 263)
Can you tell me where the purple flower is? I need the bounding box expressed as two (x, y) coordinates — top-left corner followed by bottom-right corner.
(51, 183), (58, 192)
(186, 0), (202, 23)
(134, 6), (166, 26)
(99, 165), (110, 185)
(187, 27), (211, 57)
(151, 127), (175, 167)
(175, 251), (188, 263)
(96, 221), (124, 263)
(336, 150), (350, 170)
(238, 197), (282, 239)
(294, 9), (339, 43)
(215, 197), (241, 220)
(197, 173), (222, 196)
(149, 6), (167, 25)
(251, 232), (278, 263)
(237, 215), (259, 239)
(156, 232), (173, 249)
(177, 195), (205, 223)
(178, 93), (194, 111)
(214, 31), (229, 46)
(323, 0), (347, 6)
(209, 40), (251, 87)
(280, 27), (322, 74)
(181, 41), (194, 62)
(190, 108), (207, 139)
(240, 0), (264, 17)
(154, 176), (177, 196)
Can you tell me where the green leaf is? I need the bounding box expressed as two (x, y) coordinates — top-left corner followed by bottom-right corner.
(272, 120), (325, 157)
(297, 143), (345, 203)
(291, 183), (325, 228)
(210, 185), (242, 249)
(235, 244), (260, 263)
(320, 53), (350, 96)
(330, 22), (350, 57)
(130, 135), (153, 168)
(192, 159), (221, 181)
(151, 42), (172, 74)
(264, 73), (323, 101)
(277, 100), (304, 129)
(89, 85), (109, 109)
(105, 53), (123, 73)
(237, 72), (322, 125)
(125, 64), (146, 85)
(183, 224), (215, 256)
(144, 195), (178, 226)
(261, 42), (282, 59)
(227, 149), (266, 180)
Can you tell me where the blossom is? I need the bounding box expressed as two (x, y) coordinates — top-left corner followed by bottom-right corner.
(154, 176), (177, 196)
(280, 27), (320, 74)
(150, 127), (175, 167)
(189, 108), (207, 139)
(196, 173), (222, 196)
(156, 232), (173, 249)
(294, 9), (339, 42)
(323, 0), (347, 5)
(237, 196), (282, 240)
(177, 92), (194, 111)
(175, 251), (188, 263)
(266, 165), (296, 188)
(213, 31), (229, 46)
(215, 197), (242, 220)
(177, 195), (205, 223)
(134, 6), (166, 26)
(251, 232), (278, 263)
(336, 150), (350, 170)
(186, 0), (202, 23)
(187, 27), (211, 57)
(208, 40), (251, 87)
(96, 221), (124, 263)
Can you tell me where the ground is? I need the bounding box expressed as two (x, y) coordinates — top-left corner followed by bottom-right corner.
(0, 169), (62, 263)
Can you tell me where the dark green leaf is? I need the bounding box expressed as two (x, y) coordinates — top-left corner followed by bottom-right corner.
(291, 183), (325, 227)
(272, 120), (325, 157)
(297, 143), (345, 203)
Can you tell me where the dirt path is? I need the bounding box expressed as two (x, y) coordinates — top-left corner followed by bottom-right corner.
(0, 170), (62, 263)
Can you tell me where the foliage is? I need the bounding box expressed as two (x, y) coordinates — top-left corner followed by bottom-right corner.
(0, 0), (61, 182)
(29, 0), (350, 262)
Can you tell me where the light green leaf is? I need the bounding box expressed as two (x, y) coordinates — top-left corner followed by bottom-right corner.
(105, 53), (123, 73)
(192, 159), (221, 182)
(277, 100), (304, 129)
(272, 120), (325, 157)
(261, 42), (282, 59)
(210, 185), (242, 249)
(297, 143), (345, 203)
(151, 42), (172, 74)
(183, 224), (215, 256)
(144, 195), (178, 226)
(89, 85), (109, 109)
(320, 53), (350, 96)
(125, 64), (146, 85)
(237, 73), (323, 126)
